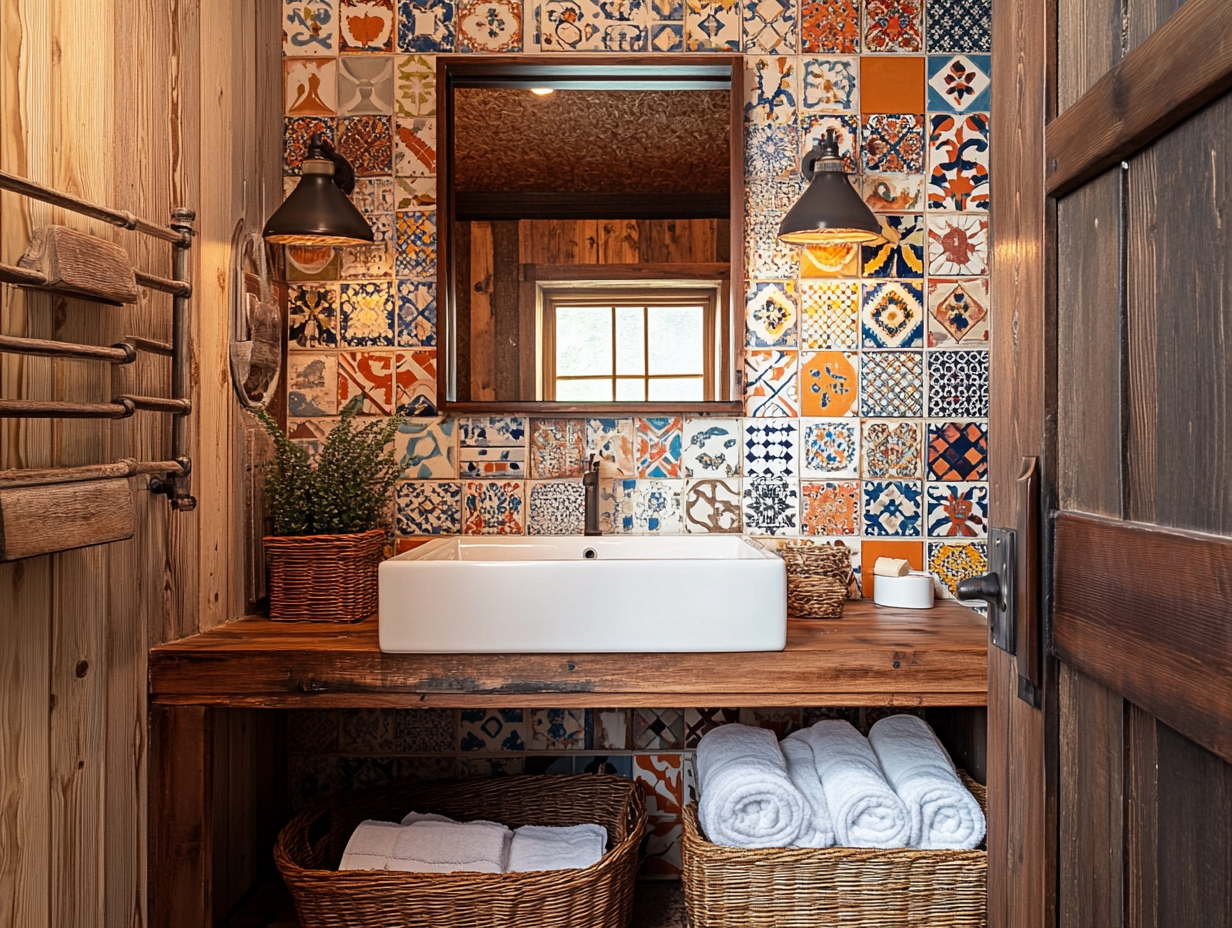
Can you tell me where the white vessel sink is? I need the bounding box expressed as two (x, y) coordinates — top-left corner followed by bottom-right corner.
(378, 534), (786, 653)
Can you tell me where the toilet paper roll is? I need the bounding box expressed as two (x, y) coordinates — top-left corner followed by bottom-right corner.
(873, 572), (935, 609)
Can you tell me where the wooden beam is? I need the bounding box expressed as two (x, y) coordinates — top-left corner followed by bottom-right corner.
(1046, 0), (1232, 196)
(1053, 511), (1232, 765)
(455, 192), (730, 221)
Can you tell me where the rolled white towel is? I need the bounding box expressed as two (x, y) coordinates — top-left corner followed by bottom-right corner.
(779, 737), (835, 848)
(868, 714), (986, 850)
(696, 724), (807, 849)
(386, 820), (512, 874)
(399, 811), (458, 825)
(507, 824), (608, 872)
(339, 820), (403, 871)
(787, 720), (911, 849)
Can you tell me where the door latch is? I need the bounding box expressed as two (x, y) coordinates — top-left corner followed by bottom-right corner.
(957, 527), (1016, 654)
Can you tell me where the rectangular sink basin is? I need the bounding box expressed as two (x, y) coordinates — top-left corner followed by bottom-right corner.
(378, 534), (786, 653)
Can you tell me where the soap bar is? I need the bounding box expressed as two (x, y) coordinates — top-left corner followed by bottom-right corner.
(874, 557), (910, 578)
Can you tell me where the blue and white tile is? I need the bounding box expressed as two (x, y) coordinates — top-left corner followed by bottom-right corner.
(860, 281), (925, 348)
(683, 417), (741, 478)
(395, 417), (457, 478)
(745, 281), (798, 347)
(340, 213), (394, 279)
(744, 57), (798, 125)
(745, 122), (799, 179)
(528, 480), (585, 535)
(458, 416), (527, 446)
(743, 418), (799, 476)
(339, 708), (396, 753)
(600, 478), (638, 533)
(743, 0), (797, 53)
(538, 0), (649, 50)
(394, 708), (457, 752)
(685, 0), (740, 50)
(340, 280), (396, 347)
(927, 349), (989, 418)
(460, 446), (527, 477)
(743, 475), (799, 536)
(926, 0), (990, 53)
(284, 0), (338, 55)
(800, 56), (857, 112)
(859, 351), (924, 417)
(459, 708), (526, 752)
(745, 176), (805, 278)
(529, 708), (588, 750)
(650, 21), (684, 50)
(395, 479), (462, 534)
(744, 349), (799, 418)
(927, 54), (991, 114)
(633, 479), (684, 533)
(926, 482), (988, 538)
(862, 480), (923, 536)
(397, 0), (456, 50)
(287, 353), (339, 417)
(800, 418), (859, 477)
(397, 280), (437, 347)
(288, 284), (340, 349)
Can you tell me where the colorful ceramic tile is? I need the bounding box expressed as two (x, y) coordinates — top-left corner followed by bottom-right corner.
(800, 0), (858, 52)
(395, 479), (461, 534)
(859, 350), (923, 417)
(863, 114), (925, 174)
(287, 352), (339, 416)
(394, 708), (456, 752)
(338, 58), (395, 116)
(395, 211), (436, 278)
(928, 278), (989, 347)
(745, 122), (799, 179)
(397, 755), (458, 781)
(685, 0), (741, 51)
(457, 0), (522, 50)
(650, 22), (685, 51)
(460, 446), (526, 477)
(395, 176), (438, 209)
(341, 0), (397, 50)
(738, 706), (803, 737)
(860, 281), (925, 348)
(586, 418), (635, 477)
(592, 710), (630, 750)
(284, 116), (335, 174)
(397, 0), (455, 50)
(289, 710), (340, 753)
(928, 540), (987, 597)
(396, 280), (437, 346)
(529, 419), (585, 479)
(633, 479), (684, 533)
(743, 0), (798, 54)
(340, 281), (395, 346)
(861, 418), (922, 478)
(395, 349), (438, 414)
(459, 708), (525, 751)
(395, 117), (437, 175)
(863, 0), (921, 51)
(743, 418), (799, 476)
(926, 213), (987, 275)
(634, 708), (685, 749)
(799, 56), (858, 113)
(289, 418), (339, 459)
(863, 173), (926, 211)
(395, 417), (456, 478)
(743, 475), (799, 535)
(682, 417), (741, 477)
(800, 350), (858, 417)
(799, 114), (859, 172)
(800, 480), (859, 535)
(860, 538), (920, 597)
(684, 478), (742, 533)
(684, 708), (739, 747)
(745, 57), (798, 125)
(745, 176), (805, 278)
(336, 115), (394, 176)
(926, 482), (987, 538)
(800, 242), (860, 278)
(528, 480), (584, 534)
(463, 480), (525, 534)
(927, 113), (990, 211)
(746, 281), (798, 347)
(927, 54), (990, 113)
(744, 350), (799, 418)
(339, 350), (395, 413)
(861, 214), (924, 278)
(926, 0), (990, 53)
(927, 348), (989, 417)
(285, 0), (338, 55)
(600, 478), (637, 533)
(637, 417), (683, 478)
(285, 58), (338, 117)
(340, 213), (394, 279)
(800, 418), (859, 477)
(286, 244), (340, 282)
(538, 0), (650, 52)
(395, 55), (436, 118)
(927, 421), (987, 481)
(459, 756), (525, 776)
(353, 175), (397, 216)
(529, 708), (587, 750)
(799, 281), (859, 350)
(860, 55), (925, 115)
(289, 284), (340, 349)
(862, 480), (923, 536)
(459, 416), (527, 446)
(634, 754), (684, 877)
(339, 708), (396, 752)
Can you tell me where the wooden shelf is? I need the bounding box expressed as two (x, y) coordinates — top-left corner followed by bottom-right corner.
(149, 600), (988, 708)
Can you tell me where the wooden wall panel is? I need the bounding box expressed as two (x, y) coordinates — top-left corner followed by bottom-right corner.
(1056, 0), (1123, 113)
(1127, 0), (1191, 51)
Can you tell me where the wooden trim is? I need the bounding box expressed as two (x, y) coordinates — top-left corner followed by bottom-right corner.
(442, 400), (745, 415)
(438, 54), (454, 412)
(525, 262), (730, 282)
(455, 192), (729, 221)
(1045, 0), (1232, 196)
(1052, 511), (1232, 765)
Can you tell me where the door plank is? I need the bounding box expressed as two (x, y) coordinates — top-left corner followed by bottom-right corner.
(1053, 512), (1232, 764)
(1056, 0), (1123, 114)
(1125, 702), (1158, 928)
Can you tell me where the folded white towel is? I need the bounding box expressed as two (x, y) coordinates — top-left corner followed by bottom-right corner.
(507, 824), (608, 872)
(696, 724), (807, 849)
(399, 811), (458, 826)
(339, 820), (403, 871)
(386, 820), (512, 874)
(787, 721), (911, 849)
(779, 737), (835, 848)
(868, 714), (986, 850)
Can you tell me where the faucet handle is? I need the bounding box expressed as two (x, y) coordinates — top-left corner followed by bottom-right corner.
(587, 454), (601, 472)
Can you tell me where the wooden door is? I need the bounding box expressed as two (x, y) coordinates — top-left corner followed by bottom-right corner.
(990, 1), (1232, 925)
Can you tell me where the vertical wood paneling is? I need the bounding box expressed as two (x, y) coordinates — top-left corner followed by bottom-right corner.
(1056, 0), (1124, 114)
(1125, 702), (1158, 928)
(469, 221), (496, 401)
(491, 221), (521, 401)
(1126, 0), (1190, 51)
(597, 220), (639, 263)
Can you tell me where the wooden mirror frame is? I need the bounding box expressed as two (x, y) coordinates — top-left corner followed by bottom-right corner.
(437, 54), (745, 415)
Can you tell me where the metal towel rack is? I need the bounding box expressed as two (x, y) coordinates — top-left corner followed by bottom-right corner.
(0, 169), (197, 511)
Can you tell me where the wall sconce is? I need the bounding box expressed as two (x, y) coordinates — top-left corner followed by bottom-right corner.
(263, 133), (374, 246)
(777, 129), (894, 246)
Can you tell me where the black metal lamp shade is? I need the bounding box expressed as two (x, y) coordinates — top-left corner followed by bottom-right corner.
(263, 134), (374, 246)
(777, 129), (888, 246)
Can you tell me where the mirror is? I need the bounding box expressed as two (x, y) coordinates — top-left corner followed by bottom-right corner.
(438, 56), (744, 413)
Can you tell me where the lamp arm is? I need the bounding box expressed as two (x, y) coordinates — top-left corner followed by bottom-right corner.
(307, 132), (357, 196)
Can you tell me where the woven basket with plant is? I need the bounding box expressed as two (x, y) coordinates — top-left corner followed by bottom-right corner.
(256, 397), (404, 622)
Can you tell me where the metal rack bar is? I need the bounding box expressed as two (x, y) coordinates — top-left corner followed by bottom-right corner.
(134, 269), (192, 298)
(0, 458), (185, 489)
(165, 209), (196, 510)
(0, 334), (135, 364)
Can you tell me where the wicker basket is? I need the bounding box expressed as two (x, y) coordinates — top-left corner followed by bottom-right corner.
(264, 529), (387, 622)
(682, 772), (987, 928)
(781, 543), (850, 619)
(275, 775), (646, 928)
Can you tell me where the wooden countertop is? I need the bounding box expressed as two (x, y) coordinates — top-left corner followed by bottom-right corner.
(149, 600), (988, 708)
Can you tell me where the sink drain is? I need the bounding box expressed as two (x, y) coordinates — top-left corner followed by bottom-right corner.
(582, 548), (598, 559)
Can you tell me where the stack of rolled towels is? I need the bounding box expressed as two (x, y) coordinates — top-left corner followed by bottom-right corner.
(696, 715), (985, 850)
(339, 810), (608, 873)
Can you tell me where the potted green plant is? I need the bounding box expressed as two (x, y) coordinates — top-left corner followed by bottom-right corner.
(255, 397), (404, 622)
